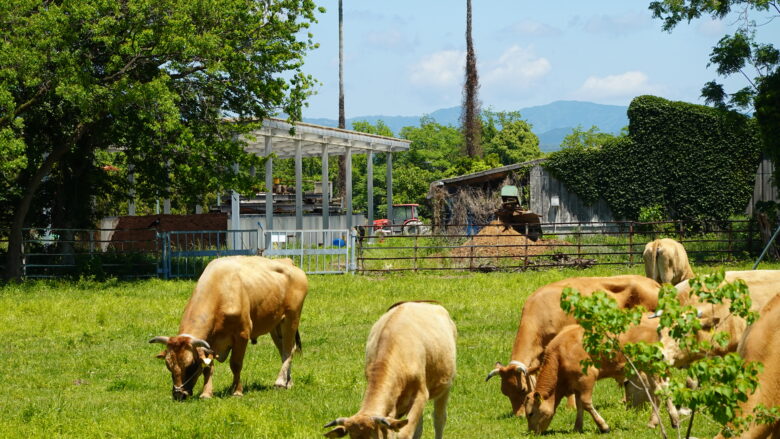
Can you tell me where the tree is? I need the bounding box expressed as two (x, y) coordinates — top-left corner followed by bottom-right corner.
(0, 0), (322, 280)
(649, 1), (780, 188)
(460, 0), (482, 158)
(561, 272), (765, 439)
(336, 0), (347, 201)
(560, 125), (621, 150)
(482, 110), (542, 164)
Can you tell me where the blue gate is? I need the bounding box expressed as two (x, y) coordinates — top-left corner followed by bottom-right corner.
(158, 229), (258, 279)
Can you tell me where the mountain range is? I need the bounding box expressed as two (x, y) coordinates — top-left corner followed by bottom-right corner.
(304, 100), (629, 153)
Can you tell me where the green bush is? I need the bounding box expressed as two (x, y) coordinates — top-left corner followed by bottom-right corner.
(544, 95), (761, 221)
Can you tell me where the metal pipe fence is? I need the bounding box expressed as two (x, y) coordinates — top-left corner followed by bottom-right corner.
(356, 220), (759, 273)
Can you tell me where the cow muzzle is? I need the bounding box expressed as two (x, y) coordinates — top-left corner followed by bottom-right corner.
(172, 385), (190, 401)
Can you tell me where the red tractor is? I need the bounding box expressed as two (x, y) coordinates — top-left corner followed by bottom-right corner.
(372, 204), (427, 235)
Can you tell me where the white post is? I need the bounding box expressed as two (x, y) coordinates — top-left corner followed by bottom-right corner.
(367, 149), (374, 231)
(265, 135), (274, 233)
(321, 143), (330, 231)
(295, 139), (303, 230)
(231, 163), (240, 249)
(346, 145), (353, 231)
(386, 151), (393, 227)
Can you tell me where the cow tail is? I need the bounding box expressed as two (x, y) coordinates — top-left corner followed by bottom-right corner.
(295, 329), (302, 355)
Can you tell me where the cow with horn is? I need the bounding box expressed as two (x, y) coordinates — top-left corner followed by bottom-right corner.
(149, 256), (308, 400)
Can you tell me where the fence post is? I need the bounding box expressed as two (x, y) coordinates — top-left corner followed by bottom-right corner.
(413, 233), (419, 272)
(748, 219), (754, 255)
(678, 220), (684, 243)
(628, 222), (634, 266)
(523, 222), (529, 270)
(728, 221), (734, 261)
(577, 222), (582, 260)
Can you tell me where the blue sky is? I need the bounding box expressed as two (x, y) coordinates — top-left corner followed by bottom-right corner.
(299, 1), (780, 119)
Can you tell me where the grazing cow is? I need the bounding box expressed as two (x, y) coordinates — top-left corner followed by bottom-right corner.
(149, 256), (308, 400)
(643, 238), (695, 285)
(486, 275), (661, 416)
(714, 295), (780, 439)
(660, 270), (780, 367)
(323, 301), (457, 439)
(525, 322), (680, 434)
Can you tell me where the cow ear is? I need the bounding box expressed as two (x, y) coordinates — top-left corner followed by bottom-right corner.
(323, 426), (347, 438)
(155, 350), (167, 359)
(196, 347), (215, 367)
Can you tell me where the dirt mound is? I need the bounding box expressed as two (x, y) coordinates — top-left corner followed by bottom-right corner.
(451, 220), (567, 261)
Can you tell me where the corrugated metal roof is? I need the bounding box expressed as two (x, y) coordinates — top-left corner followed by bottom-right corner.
(431, 158), (547, 187)
(242, 118), (411, 158)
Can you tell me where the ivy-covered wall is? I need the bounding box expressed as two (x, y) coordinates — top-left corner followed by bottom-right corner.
(543, 95), (761, 220)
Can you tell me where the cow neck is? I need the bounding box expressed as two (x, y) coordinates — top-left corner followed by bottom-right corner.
(509, 323), (539, 366)
(177, 298), (215, 341)
(359, 360), (405, 416)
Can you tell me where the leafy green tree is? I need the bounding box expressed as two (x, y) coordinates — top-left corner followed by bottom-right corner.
(0, 0), (322, 279)
(649, 1), (780, 188)
(560, 125), (621, 149)
(561, 272), (766, 439)
(481, 110), (541, 164)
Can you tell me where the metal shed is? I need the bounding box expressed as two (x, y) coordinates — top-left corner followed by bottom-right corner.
(239, 118), (411, 232)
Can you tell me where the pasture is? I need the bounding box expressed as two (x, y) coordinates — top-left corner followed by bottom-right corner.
(1, 262), (776, 438)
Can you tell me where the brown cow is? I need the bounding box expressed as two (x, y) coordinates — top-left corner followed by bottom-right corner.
(643, 238), (695, 285)
(487, 275), (660, 416)
(714, 295), (780, 439)
(525, 321), (679, 434)
(660, 270), (780, 367)
(323, 302), (457, 439)
(149, 256), (308, 400)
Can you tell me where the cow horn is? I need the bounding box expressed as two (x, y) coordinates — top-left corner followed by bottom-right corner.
(697, 309), (703, 318)
(148, 336), (169, 345)
(509, 360), (528, 375)
(178, 333), (211, 350)
(485, 367), (501, 381)
(648, 310), (663, 319)
(323, 418), (347, 428)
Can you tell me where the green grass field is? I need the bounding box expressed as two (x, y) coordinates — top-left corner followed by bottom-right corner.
(2, 261), (778, 438)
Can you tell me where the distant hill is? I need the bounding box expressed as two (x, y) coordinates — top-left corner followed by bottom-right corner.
(303, 100), (629, 152)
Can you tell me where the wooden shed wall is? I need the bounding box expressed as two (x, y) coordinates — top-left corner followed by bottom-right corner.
(746, 157), (778, 216)
(529, 165), (615, 223)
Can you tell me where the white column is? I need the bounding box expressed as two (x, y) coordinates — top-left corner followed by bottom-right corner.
(321, 143), (329, 230)
(386, 151), (393, 226)
(264, 135), (274, 231)
(295, 139), (303, 230)
(346, 145), (353, 231)
(231, 163), (240, 238)
(367, 149), (374, 229)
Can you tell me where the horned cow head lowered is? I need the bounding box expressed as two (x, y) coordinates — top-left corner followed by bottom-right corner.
(149, 334), (214, 401)
(323, 415), (408, 438)
(486, 361), (537, 416)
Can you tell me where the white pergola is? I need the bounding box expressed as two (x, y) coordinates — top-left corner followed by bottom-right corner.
(237, 117), (412, 232)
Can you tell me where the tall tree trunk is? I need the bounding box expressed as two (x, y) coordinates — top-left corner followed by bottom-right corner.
(336, 0), (347, 200)
(4, 123), (87, 280)
(461, 0), (482, 157)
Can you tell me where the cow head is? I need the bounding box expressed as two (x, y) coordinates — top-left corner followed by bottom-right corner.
(525, 389), (557, 434)
(323, 415), (408, 438)
(486, 361), (536, 416)
(149, 334), (214, 401)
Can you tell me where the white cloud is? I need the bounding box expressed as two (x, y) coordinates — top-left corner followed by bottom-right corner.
(502, 20), (561, 37)
(583, 13), (652, 36)
(483, 45), (552, 88)
(409, 50), (465, 88)
(574, 71), (663, 101)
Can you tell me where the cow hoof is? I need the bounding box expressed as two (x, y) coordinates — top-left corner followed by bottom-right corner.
(232, 391), (244, 397)
(274, 381), (292, 389)
(200, 393), (213, 400)
(600, 428), (611, 434)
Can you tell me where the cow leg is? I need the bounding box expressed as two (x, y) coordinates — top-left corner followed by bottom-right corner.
(574, 394), (585, 433)
(581, 389), (610, 433)
(432, 389), (450, 439)
(399, 390), (428, 439)
(566, 394), (577, 408)
(229, 337), (249, 396)
(274, 317), (298, 389)
(270, 325), (284, 360)
(200, 365), (214, 399)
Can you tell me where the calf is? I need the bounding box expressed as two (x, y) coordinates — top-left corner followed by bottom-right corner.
(487, 275), (660, 416)
(525, 321), (679, 434)
(324, 302), (457, 439)
(149, 256), (308, 400)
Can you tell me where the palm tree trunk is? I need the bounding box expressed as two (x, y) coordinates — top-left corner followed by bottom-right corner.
(337, 0), (347, 199)
(461, 0), (482, 158)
